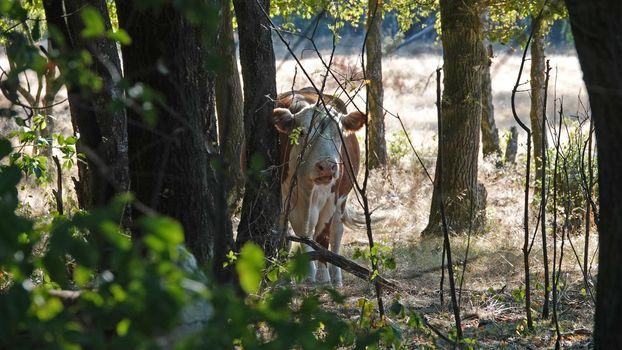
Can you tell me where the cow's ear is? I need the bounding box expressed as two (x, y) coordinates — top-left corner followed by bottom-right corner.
(273, 108), (295, 134)
(341, 111), (366, 131)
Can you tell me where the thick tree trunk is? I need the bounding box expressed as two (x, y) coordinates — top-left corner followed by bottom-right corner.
(216, 0), (245, 210)
(565, 1), (622, 348)
(480, 43), (501, 158)
(233, 0), (281, 258)
(366, 0), (387, 169)
(42, 0), (129, 213)
(530, 17), (547, 184)
(423, 0), (486, 235)
(117, 2), (232, 266)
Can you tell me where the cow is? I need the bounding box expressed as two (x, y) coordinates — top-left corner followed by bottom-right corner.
(273, 87), (366, 287)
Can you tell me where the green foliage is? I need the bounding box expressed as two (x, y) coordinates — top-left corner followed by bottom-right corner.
(0, 141), (401, 348)
(236, 243), (265, 294)
(271, 0), (432, 39)
(288, 126), (305, 145)
(486, 0), (568, 45)
(353, 242), (396, 283)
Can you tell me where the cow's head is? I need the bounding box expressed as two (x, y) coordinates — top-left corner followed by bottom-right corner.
(274, 101), (365, 186)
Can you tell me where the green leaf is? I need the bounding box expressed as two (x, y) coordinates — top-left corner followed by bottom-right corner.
(384, 257), (396, 270)
(34, 296), (64, 321)
(106, 29), (132, 45)
(142, 217), (184, 247)
(116, 318), (131, 336)
(236, 243), (265, 294)
(65, 136), (77, 145)
(0, 166), (21, 194)
(73, 266), (92, 288)
(31, 18), (41, 42)
(0, 139), (11, 158)
(80, 7), (106, 38)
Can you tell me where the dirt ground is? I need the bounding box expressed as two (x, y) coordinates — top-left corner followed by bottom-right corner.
(2, 44), (596, 348)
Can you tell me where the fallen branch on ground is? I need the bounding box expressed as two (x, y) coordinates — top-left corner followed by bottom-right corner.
(287, 236), (399, 291)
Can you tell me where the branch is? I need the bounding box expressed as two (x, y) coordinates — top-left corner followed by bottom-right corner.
(287, 236), (398, 291)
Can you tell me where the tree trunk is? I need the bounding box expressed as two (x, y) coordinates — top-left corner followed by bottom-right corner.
(216, 0), (245, 210)
(530, 17), (547, 183)
(366, 0), (387, 169)
(565, 1), (622, 348)
(232, 0), (281, 258)
(423, 0), (486, 235)
(117, 1), (232, 267)
(480, 43), (501, 158)
(42, 0), (130, 213)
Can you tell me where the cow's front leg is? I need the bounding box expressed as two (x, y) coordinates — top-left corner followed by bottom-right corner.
(329, 214), (344, 288)
(314, 204), (336, 286)
(302, 243), (318, 283)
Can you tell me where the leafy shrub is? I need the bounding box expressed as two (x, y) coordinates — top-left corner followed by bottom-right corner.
(543, 122), (598, 230)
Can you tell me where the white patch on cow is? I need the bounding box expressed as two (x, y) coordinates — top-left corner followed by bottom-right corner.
(329, 196), (348, 287)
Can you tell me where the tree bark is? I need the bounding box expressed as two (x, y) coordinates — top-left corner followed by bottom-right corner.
(423, 0), (486, 235)
(42, 0), (130, 213)
(565, 1), (622, 348)
(480, 43), (501, 158)
(233, 0), (281, 258)
(530, 17), (547, 185)
(117, 1), (232, 267)
(215, 0), (245, 210)
(366, 0), (387, 169)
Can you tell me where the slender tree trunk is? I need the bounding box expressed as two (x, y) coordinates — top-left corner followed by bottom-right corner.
(117, 1), (232, 267)
(233, 0), (281, 258)
(424, 0), (486, 235)
(216, 0), (245, 210)
(480, 43), (501, 158)
(530, 17), (547, 183)
(42, 0), (130, 213)
(565, 1), (622, 348)
(366, 0), (387, 169)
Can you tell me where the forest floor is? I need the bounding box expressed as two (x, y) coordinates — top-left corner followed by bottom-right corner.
(2, 47), (596, 348)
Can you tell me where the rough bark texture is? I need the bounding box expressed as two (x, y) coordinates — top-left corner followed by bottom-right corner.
(215, 0), (245, 210)
(530, 18), (547, 182)
(424, 0), (486, 235)
(366, 0), (387, 169)
(42, 0), (129, 213)
(117, 2), (232, 266)
(233, 0), (281, 258)
(480, 43), (501, 158)
(565, 1), (622, 348)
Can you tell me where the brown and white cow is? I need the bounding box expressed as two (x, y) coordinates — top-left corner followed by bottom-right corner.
(274, 88), (365, 286)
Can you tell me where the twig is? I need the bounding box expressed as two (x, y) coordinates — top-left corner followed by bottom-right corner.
(541, 59), (551, 319)
(52, 156), (63, 215)
(510, 2), (550, 329)
(436, 67), (462, 342)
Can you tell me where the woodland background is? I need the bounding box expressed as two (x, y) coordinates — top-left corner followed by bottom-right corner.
(0, 0), (621, 349)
